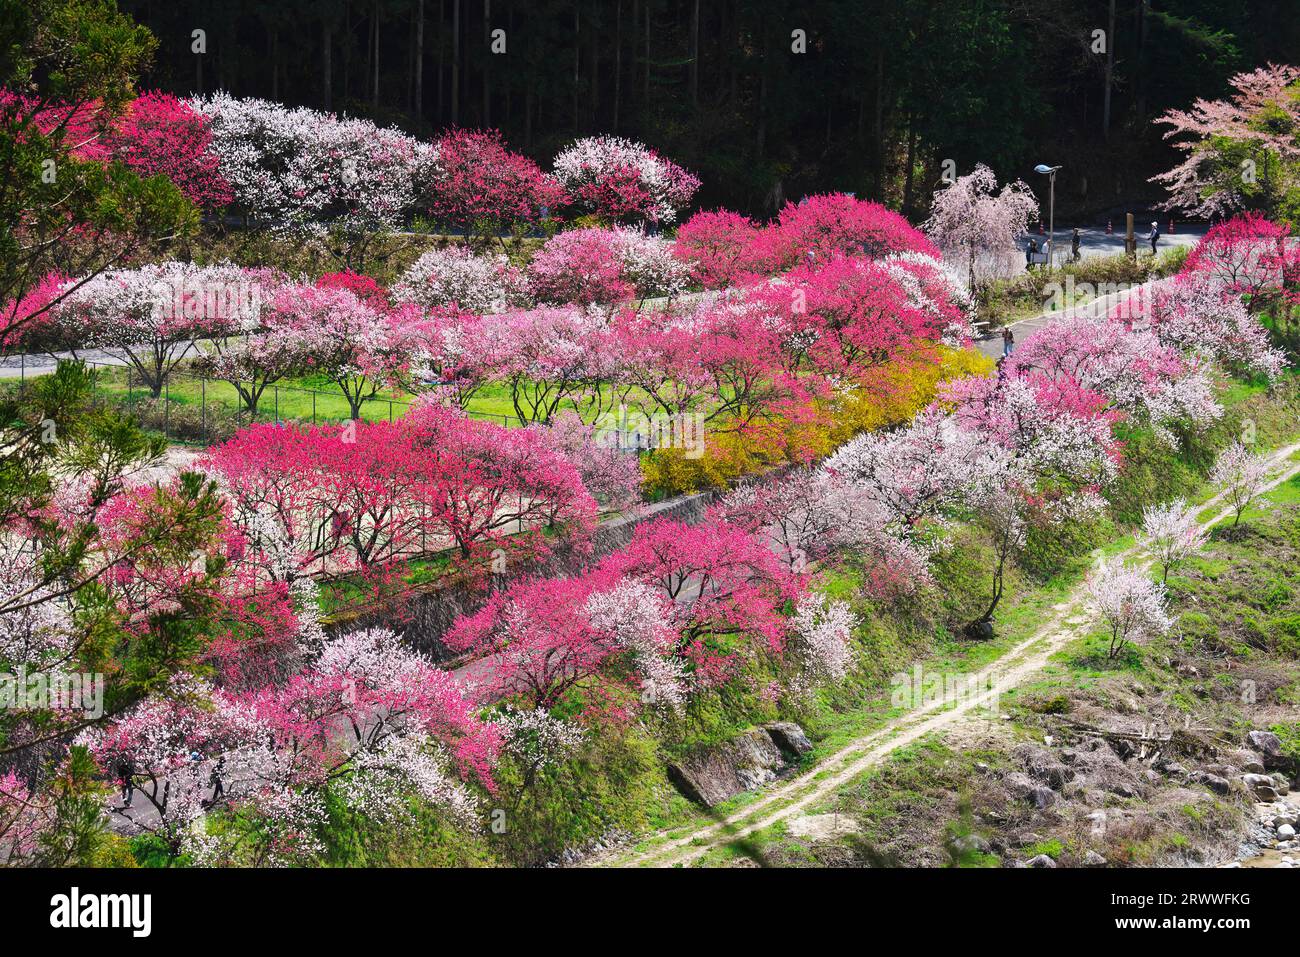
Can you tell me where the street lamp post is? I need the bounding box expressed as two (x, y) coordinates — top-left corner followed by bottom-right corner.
(1034, 164), (1062, 268)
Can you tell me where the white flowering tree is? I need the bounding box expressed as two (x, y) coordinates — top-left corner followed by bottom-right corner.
(1211, 441), (1271, 526)
(1141, 498), (1208, 581)
(1087, 561), (1173, 659)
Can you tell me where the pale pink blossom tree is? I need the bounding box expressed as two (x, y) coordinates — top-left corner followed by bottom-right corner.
(923, 164), (1039, 294)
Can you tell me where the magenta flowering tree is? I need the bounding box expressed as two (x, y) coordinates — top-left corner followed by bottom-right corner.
(599, 517), (805, 658)
(401, 399), (599, 560)
(1181, 214), (1293, 309)
(446, 573), (685, 712)
(764, 255), (952, 380)
(105, 92), (233, 210)
(424, 128), (566, 240)
(552, 135), (700, 225)
(751, 194), (940, 273)
(673, 209), (763, 288)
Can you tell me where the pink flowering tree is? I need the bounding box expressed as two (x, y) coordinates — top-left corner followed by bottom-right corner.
(423, 128), (566, 241)
(536, 411), (644, 512)
(923, 164), (1039, 294)
(1145, 274), (1286, 380)
(1152, 64), (1300, 220)
(492, 306), (621, 424)
(1210, 441), (1271, 526)
(598, 518), (805, 664)
(447, 573), (688, 713)
(552, 135), (700, 225)
(404, 306), (503, 405)
(1004, 311), (1226, 443)
(83, 626), (499, 862)
(270, 282), (415, 419)
(527, 227), (687, 306)
(402, 400), (599, 561)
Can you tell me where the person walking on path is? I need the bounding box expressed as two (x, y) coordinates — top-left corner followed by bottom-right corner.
(210, 755), (226, 803)
(1071, 227), (1081, 263)
(1148, 220), (1160, 256)
(1002, 326), (1015, 357)
(116, 757), (135, 808)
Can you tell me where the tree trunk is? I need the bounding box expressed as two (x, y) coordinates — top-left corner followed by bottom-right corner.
(902, 117), (917, 218)
(613, 0), (621, 130)
(415, 0), (424, 117)
(452, 0), (460, 124)
(482, 0), (491, 126)
(689, 0), (699, 109)
(1102, 0), (1115, 138)
(573, 3), (581, 131)
(588, 0), (599, 127)
(373, 2), (381, 109)
(323, 21), (332, 109)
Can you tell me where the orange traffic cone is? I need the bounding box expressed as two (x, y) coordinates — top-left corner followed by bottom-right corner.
(1106, 220), (1113, 234)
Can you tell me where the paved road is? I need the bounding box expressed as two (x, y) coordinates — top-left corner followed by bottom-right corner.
(964, 224), (1205, 282)
(974, 276), (1168, 362)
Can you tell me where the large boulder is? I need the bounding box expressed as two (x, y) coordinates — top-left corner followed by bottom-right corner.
(1246, 731), (1288, 771)
(765, 722), (813, 758)
(1243, 773), (1279, 801)
(1015, 744), (1072, 789)
(667, 726), (807, 806)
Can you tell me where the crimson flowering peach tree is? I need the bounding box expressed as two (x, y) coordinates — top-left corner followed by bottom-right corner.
(423, 128), (567, 241)
(205, 401), (597, 581)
